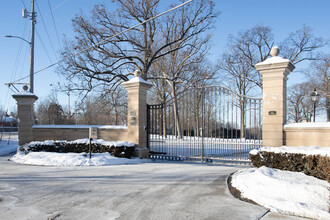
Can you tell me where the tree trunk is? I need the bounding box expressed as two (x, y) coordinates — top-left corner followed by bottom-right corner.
(171, 84), (182, 139)
(327, 94), (330, 122)
(194, 92), (201, 138)
(163, 105), (167, 137)
(240, 96), (245, 139)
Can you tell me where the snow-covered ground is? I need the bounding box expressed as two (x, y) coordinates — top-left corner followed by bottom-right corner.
(232, 166), (329, 220)
(1, 134), (329, 219)
(7, 137), (147, 166)
(242, 146), (330, 219)
(11, 151), (147, 166)
(0, 132), (18, 156)
(250, 146), (329, 156)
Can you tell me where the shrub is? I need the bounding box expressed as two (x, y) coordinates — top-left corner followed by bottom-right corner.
(250, 148), (329, 182)
(20, 139), (136, 158)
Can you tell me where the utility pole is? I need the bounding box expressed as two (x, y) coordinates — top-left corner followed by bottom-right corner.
(6, 0), (36, 93)
(29, 0), (36, 93)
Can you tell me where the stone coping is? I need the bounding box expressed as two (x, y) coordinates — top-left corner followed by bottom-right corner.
(284, 122), (330, 130)
(33, 125), (128, 130)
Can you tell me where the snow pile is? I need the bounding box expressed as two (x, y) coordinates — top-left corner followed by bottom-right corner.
(69, 138), (135, 147)
(250, 146), (329, 156)
(256, 56), (290, 65)
(11, 151), (147, 166)
(231, 166), (330, 220)
(122, 76), (152, 85)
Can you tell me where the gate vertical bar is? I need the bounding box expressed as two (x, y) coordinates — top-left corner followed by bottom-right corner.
(201, 87), (205, 163)
(147, 104), (150, 151)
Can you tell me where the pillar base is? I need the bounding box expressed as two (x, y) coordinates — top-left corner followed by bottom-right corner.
(134, 147), (149, 159)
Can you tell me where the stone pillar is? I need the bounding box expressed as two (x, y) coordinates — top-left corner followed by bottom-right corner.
(255, 47), (295, 147)
(122, 71), (152, 158)
(12, 87), (38, 145)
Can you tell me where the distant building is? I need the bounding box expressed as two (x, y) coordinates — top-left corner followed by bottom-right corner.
(0, 115), (18, 128)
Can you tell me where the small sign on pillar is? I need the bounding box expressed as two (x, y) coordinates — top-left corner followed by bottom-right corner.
(268, 111), (277, 115)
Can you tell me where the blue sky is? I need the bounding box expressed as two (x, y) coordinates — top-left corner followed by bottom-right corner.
(1, 0), (329, 113)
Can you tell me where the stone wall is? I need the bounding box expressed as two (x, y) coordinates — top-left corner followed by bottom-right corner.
(284, 123), (330, 147)
(33, 125), (128, 142)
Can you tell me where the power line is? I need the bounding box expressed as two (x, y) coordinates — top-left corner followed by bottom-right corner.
(36, 29), (53, 63)
(11, 0), (193, 83)
(48, 0), (62, 48)
(18, 40), (29, 79)
(53, 0), (67, 11)
(35, 0), (58, 60)
(5, 21), (29, 110)
(21, 0), (27, 8)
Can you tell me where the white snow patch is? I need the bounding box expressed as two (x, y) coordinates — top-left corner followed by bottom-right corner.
(249, 149), (259, 155)
(99, 125), (127, 130)
(122, 76), (152, 85)
(12, 91), (37, 96)
(256, 56), (290, 65)
(64, 138), (135, 147)
(284, 122), (330, 129)
(231, 166), (330, 220)
(11, 151), (148, 166)
(250, 146), (329, 156)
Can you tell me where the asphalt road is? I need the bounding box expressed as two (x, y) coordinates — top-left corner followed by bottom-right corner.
(0, 154), (269, 220)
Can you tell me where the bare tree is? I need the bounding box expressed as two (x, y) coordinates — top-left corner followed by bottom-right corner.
(218, 47), (258, 138)
(75, 89), (127, 125)
(220, 24), (274, 89)
(142, 0), (218, 138)
(280, 25), (327, 65)
(287, 82), (315, 122)
(218, 24), (271, 138)
(57, 0), (218, 100)
(305, 54), (330, 121)
(35, 95), (73, 125)
(220, 24), (327, 90)
(219, 24), (327, 133)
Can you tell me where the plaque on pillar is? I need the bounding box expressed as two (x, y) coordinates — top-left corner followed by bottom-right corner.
(268, 111), (277, 115)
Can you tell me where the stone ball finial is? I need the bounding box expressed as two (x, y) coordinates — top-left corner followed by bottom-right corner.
(23, 85), (29, 91)
(133, 69), (141, 77)
(270, 46), (280, 57)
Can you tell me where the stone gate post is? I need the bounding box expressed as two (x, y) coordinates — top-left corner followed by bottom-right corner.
(255, 47), (295, 147)
(12, 86), (38, 145)
(122, 71), (152, 158)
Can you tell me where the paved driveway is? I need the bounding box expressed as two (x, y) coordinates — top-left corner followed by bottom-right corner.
(0, 155), (268, 220)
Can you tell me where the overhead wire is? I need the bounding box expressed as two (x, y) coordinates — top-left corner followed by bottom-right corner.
(10, 20), (28, 83)
(48, 0), (62, 48)
(35, 0), (58, 60)
(18, 40), (29, 79)
(11, 0), (193, 84)
(53, 0), (67, 11)
(36, 29), (53, 63)
(21, 0), (27, 8)
(4, 0), (29, 112)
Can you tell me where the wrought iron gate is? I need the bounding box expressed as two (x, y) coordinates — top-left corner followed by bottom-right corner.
(147, 86), (262, 164)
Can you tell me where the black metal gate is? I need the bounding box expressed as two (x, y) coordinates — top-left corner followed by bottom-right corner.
(147, 86), (262, 164)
